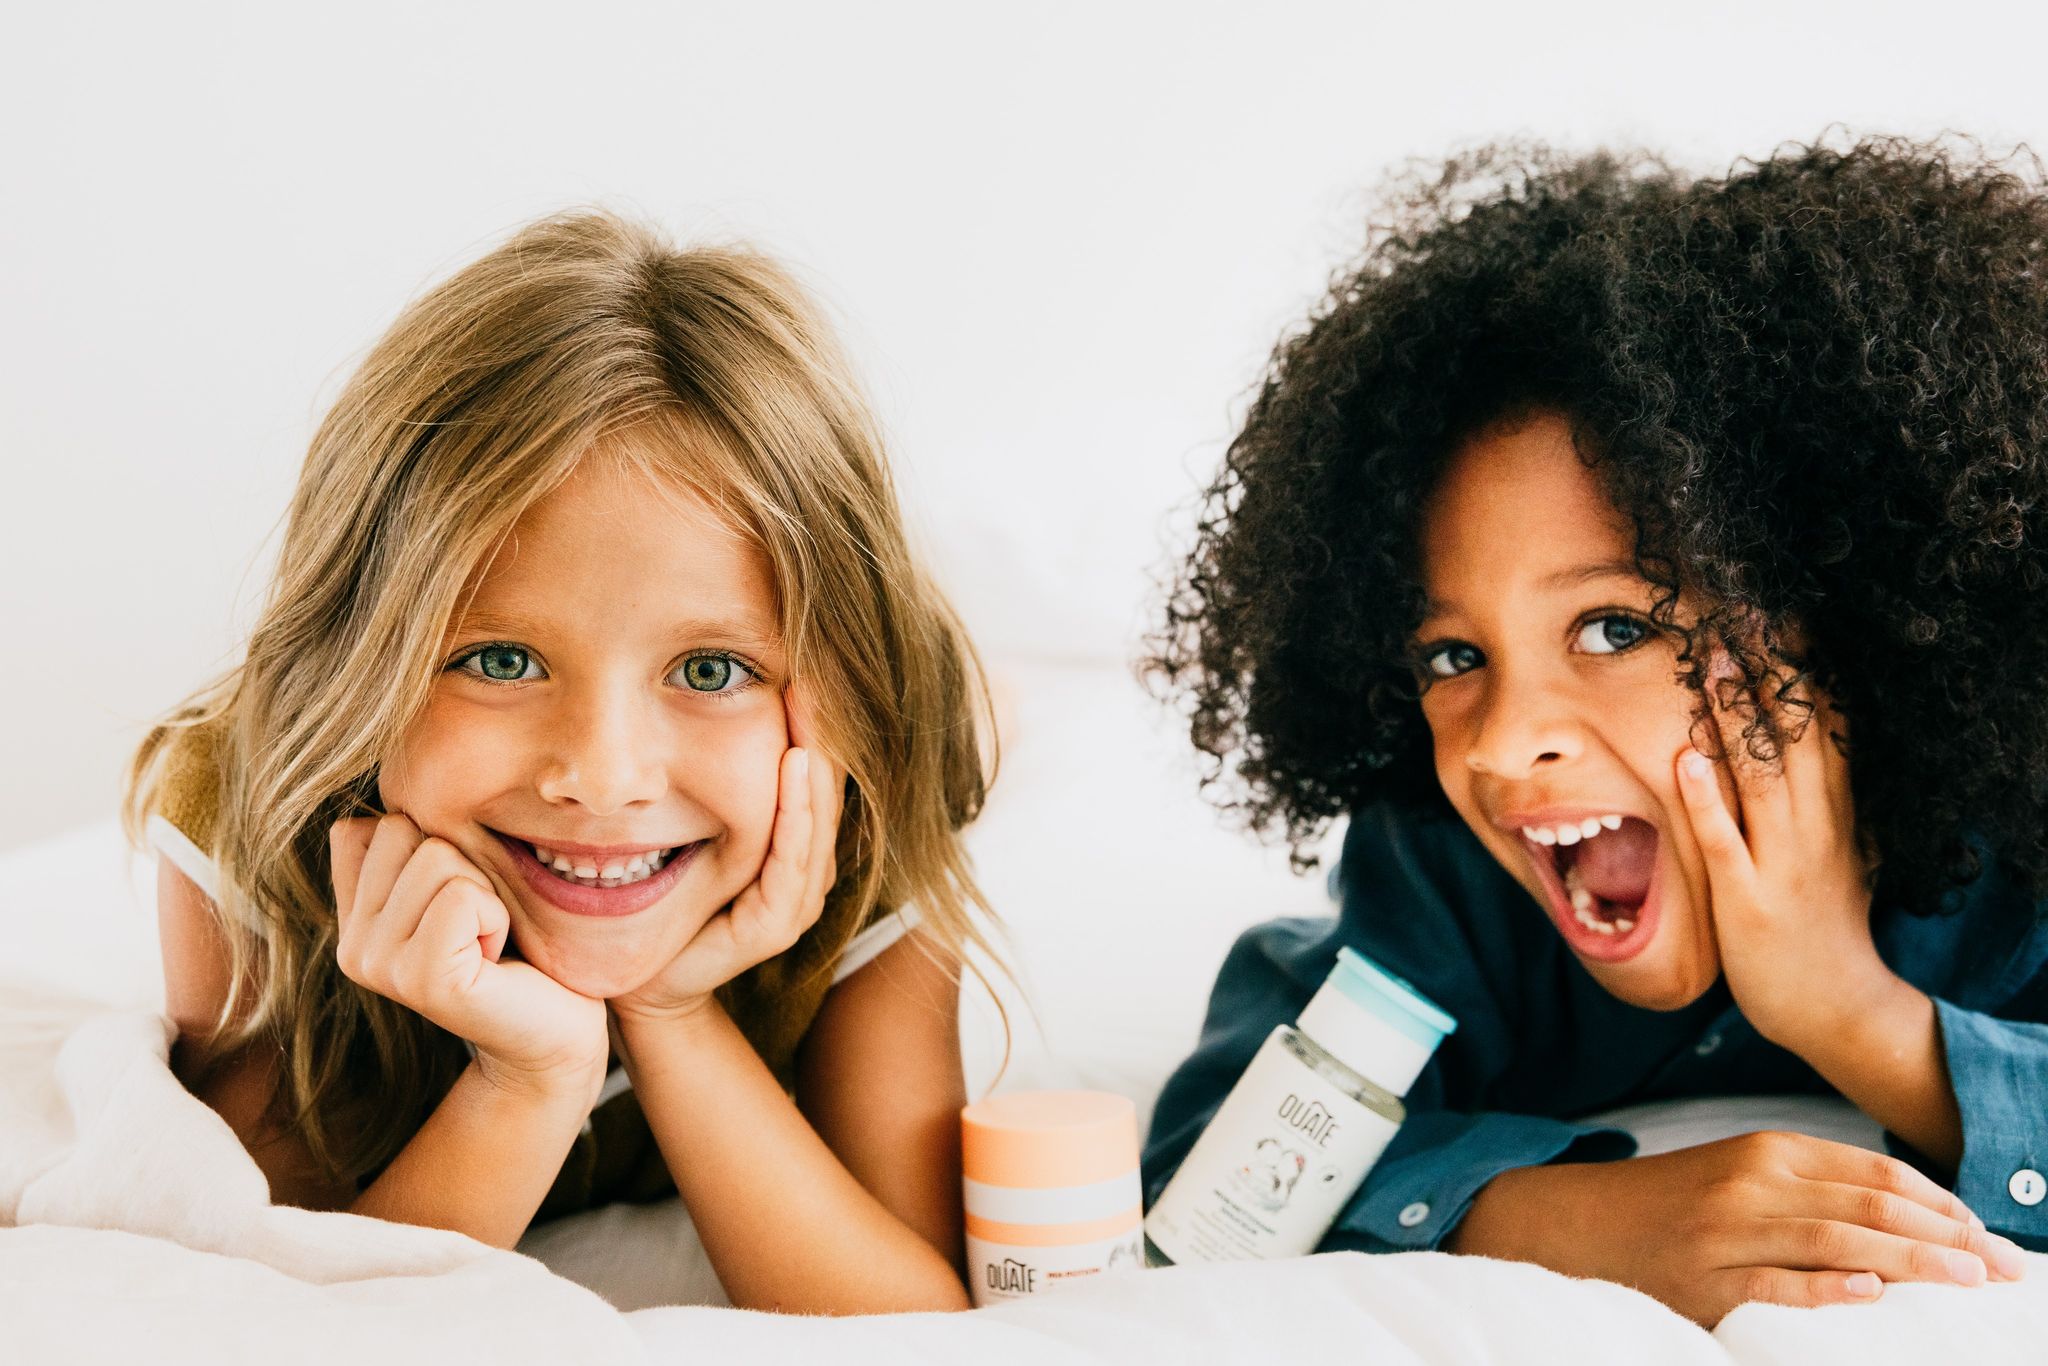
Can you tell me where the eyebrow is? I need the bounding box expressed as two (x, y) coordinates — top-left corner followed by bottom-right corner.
(1539, 558), (1641, 591)
(1418, 559), (1643, 621)
(450, 608), (783, 650)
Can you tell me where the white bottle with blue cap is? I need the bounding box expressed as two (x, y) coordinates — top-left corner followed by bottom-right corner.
(1144, 947), (1456, 1265)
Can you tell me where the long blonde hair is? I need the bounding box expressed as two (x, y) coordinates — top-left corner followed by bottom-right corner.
(124, 210), (1002, 1182)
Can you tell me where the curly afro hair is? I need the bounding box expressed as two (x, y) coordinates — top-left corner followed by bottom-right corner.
(1149, 134), (2048, 915)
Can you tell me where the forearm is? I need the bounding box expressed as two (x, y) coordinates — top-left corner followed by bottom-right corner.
(1787, 970), (1963, 1172)
(351, 1057), (596, 1248)
(617, 1001), (970, 1315)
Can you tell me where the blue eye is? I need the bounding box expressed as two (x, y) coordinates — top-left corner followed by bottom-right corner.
(1422, 642), (1483, 679)
(1576, 615), (1650, 655)
(454, 644), (543, 683)
(672, 653), (755, 693)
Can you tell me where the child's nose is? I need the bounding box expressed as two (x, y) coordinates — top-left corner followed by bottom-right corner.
(1463, 674), (1585, 778)
(534, 696), (666, 814)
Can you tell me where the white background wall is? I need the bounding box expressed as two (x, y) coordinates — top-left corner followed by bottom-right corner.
(5, 0), (2047, 850)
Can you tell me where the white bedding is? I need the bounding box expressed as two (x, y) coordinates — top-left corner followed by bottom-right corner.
(4, 659), (2045, 1362)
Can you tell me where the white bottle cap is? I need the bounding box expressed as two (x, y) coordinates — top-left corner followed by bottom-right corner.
(1294, 948), (1456, 1097)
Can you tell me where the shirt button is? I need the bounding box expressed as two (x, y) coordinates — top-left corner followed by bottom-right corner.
(1694, 1033), (1722, 1057)
(1397, 1202), (1430, 1228)
(2010, 1169), (2046, 1207)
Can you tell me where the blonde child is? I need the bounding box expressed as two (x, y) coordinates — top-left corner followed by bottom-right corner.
(127, 211), (997, 1314)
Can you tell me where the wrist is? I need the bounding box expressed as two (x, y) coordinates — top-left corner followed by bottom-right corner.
(1448, 1163), (1573, 1264)
(471, 1048), (607, 1110)
(1762, 953), (1910, 1060)
(610, 991), (722, 1031)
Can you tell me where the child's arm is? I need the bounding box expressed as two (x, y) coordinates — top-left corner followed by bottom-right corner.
(159, 823), (609, 1248)
(615, 937), (969, 1313)
(794, 935), (966, 1272)
(1447, 1129), (2022, 1326)
(1673, 694), (1985, 1182)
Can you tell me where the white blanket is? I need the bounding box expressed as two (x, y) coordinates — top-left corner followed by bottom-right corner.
(7, 954), (2048, 1362)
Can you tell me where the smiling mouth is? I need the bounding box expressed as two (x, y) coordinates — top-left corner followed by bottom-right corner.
(524, 842), (681, 889)
(488, 829), (708, 919)
(1519, 816), (1660, 953)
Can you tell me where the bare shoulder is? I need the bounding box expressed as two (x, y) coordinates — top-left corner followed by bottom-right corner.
(810, 932), (961, 1045)
(155, 858), (352, 1210)
(157, 856), (236, 1047)
(797, 931), (963, 1119)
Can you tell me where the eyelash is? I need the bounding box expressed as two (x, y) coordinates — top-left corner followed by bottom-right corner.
(1413, 611), (1657, 683)
(446, 643), (763, 697)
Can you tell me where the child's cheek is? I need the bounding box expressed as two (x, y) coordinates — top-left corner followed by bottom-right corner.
(695, 713), (792, 880)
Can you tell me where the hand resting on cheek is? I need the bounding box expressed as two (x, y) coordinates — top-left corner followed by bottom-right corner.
(329, 814), (611, 1102)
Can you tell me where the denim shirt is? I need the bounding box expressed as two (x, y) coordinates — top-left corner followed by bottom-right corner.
(1143, 801), (2048, 1252)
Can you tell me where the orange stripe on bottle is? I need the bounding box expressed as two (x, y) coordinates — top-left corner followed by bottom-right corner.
(965, 1206), (1142, 1247)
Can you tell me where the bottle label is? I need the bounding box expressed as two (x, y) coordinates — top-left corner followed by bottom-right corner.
(966, 1227), (1145, 1305)
(1144, 1035), (1399, 1262)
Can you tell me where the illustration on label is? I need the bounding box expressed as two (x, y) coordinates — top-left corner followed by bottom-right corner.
(1234, 1137), (1307, 1212)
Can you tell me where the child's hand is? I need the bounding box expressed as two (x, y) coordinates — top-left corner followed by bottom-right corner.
(610, 684), (844, 1027)
(1674, 673), (1889, 1051)
(330, 813), (609, 1099)
(1452, 1132), (2023, 1327)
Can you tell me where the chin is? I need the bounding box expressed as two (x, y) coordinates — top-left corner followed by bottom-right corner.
(511, 928), (686, 1002)
(1589, 941), (1720, 1012)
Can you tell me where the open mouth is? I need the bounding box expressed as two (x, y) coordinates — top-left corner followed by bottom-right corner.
(1519, 814), (1661, 962)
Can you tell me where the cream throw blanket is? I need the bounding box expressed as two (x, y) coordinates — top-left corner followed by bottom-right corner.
(6, 983), (2047, 1365)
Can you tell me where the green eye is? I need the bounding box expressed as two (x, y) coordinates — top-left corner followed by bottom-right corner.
(456, 645), (540, 682)
(674, 653), (752, 693)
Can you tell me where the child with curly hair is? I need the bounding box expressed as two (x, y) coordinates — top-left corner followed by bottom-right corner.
(1145, 136), (2048, 1326)
(129, 211), (998, 1313)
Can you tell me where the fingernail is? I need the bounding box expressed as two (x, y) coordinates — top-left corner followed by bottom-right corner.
(1946, 1249), (1987, 1285)
(1682, 750), (1711, 780)
(791, 747), (810, 782)
(1990, 1237), (2027, 1281)
(1969, 1209), (1987, 1231)
(1847, 1272), (1882, 1298)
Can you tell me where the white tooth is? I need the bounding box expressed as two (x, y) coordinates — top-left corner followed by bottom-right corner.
(1571, 887), (1594, 913)
(1591, 919), (1615, 935)
(1599, 814), (1623, 830)
(1615, 919), (1636, 933)
(1575, 906), (1601, 930)
(600, 861), (627, 880)
(1579, 817), (1603, 839)
(533, 846), (554, 865)
(1527, 826), (1557, 846)
(573, 863), (598, 878)
(1555, 824), (1581, 846)
(622, 856), (646, 876)
(552, 855), (574, 872)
